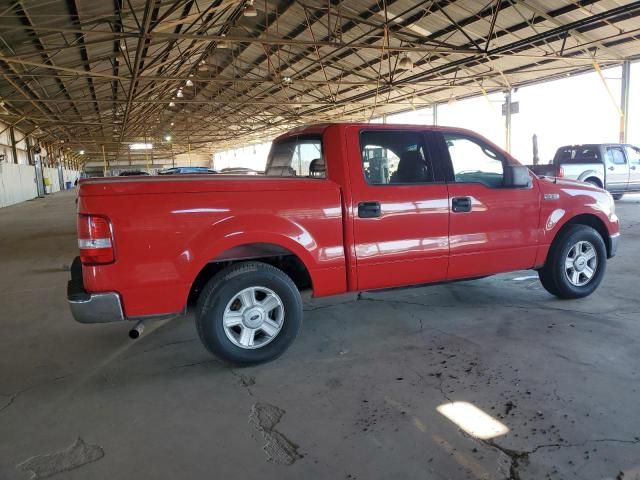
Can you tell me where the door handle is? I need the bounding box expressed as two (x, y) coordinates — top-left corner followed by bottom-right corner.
(608, 166), (615, 171)
(631, 166), (637, 170)
(358, 201), (381, 218)
(451, 196), (472, 213)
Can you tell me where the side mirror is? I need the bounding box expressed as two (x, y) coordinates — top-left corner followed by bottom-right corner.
(503, 165), (531, 188)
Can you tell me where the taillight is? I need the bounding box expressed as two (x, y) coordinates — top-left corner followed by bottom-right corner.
(77, 214), (115, 264)
(557, 166), (564, 178)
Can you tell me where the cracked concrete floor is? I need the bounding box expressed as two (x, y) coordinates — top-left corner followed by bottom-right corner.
(1, 190), (640, 480)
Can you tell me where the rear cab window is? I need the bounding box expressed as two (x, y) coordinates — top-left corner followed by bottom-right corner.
(265, 135), (325, 178)
(555, 146), (601, 164)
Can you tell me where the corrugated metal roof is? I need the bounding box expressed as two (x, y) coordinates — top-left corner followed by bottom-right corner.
(0, 0), (638, 165)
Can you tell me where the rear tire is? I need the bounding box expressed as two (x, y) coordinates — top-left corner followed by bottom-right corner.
(584, 178), (602, 188)
(612, 193), (624, 200)
(196, 262), (303, 365)
(538, 225), (606, 299)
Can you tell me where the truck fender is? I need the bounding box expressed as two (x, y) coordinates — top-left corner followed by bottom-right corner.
(577, 170), (603, 187)
(187, 214), (320, 282)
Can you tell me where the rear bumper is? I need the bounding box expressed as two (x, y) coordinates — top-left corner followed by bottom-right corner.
(67, 257), (125, 323)
(608, 232), (620, 258)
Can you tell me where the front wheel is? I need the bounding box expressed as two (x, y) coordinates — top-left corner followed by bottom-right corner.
(196, 262), (303, 365)
(538, 225), (607, 299)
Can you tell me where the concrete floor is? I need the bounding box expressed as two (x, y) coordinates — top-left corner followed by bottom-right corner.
(1, 190), (639, 480)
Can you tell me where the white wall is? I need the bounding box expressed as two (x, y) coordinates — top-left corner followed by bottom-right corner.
(0, 163), (37, 208)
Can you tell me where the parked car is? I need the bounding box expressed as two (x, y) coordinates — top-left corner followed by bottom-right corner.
(530, 143), (640, 199)
(219, 167), (261, 175)
(68, 123), (619, 364)
(118, 170), (150, 176)
(158, 167), (217, 174)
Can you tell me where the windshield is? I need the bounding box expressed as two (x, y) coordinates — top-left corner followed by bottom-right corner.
(265, 135), (324, 178)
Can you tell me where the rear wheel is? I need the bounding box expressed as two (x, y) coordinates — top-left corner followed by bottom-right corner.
(196, 262), (303, 364)
(612, 193), (624, 200)
(584, 178), (602, 188)
(538, 225), (606, 299)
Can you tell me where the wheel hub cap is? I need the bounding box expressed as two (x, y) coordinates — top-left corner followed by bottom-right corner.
(222, 286), (285, 350)
(243, 307), (265, 328)
(564, 240), (598, 287)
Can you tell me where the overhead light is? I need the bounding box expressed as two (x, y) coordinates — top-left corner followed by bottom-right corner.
(169, 101), (176, 107)
(283, 76), (292, 84)
(129, 143), (153, 151)
(79, 150), (85, 155)
(243, 0), (257, 17)
(185, 79), (194, 87)
(170, 122), (175, 126)
(176, 89), (184, 98)
(398, 53), (414, 71)
(218, 34), (228, 49)
(120, 40), (127, 51)
(165, 135), (172, 142)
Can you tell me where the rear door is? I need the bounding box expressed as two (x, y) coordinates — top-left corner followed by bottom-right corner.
(625, 146), (640, 192)
(433, 131), (540, 279)
(347, 126), (450, 291)
(604, 145), (629, 193)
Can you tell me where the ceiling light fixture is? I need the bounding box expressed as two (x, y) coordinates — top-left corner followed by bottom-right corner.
(283, 76), (292, 84)
(129, 143), (153, 151)
(120, 40), (127, 51)
(243, 0), (257, 17)
(79, 150), (85, 155)
(176, 89), (184, 98)
(218, 33), (229, 49)
(169, 101), (176, 107)
(165, 135), (172, 142)
(398, 53), (414, 71)
(185, 79), (194, 87)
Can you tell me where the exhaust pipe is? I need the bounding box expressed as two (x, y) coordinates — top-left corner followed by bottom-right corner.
(129, 320), (145, 339)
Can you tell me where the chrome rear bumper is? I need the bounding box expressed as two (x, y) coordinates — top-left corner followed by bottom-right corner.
(67, 257), (125, 323)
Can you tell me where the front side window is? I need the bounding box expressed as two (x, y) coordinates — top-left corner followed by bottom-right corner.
(626, 146), (640, 165)
(606, 147), (626, 165)
(445, 134), (504, 188)
(360, 130), (433, 185)
(265, 135), (324, 178)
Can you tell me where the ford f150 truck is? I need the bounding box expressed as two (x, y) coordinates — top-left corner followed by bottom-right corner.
(530, 143), (640, 199)
(68, 123), (620, 364)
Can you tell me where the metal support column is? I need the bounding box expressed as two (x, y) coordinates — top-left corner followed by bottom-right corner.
(432, 104), (438, 126)
(9, 127), (19, 164)
(620, 60), (631, 144)
(504, 90), (512, 154)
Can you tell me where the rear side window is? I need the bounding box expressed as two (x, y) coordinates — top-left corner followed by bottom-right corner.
(265, 135), (324, 178)
(606, 147), (626, 165)
(360, 130), (434, 185)
(556, 147), (601, 163)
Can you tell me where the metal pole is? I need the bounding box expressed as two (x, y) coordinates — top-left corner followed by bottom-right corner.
(504, 90), (512, 153)
(620, 60), (631, 144)
(9, 127), (19, 164)
(433, 103), (438, 126)
(101, 144), (107, 176)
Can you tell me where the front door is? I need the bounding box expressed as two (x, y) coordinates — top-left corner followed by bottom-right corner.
(348, 127), (450, 291)
(434, 132), (541, 280)
(604, 145), (629, 193)
(625, 146), (640, 192)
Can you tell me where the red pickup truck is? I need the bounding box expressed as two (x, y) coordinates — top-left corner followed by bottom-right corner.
(68, 123), (619, 364)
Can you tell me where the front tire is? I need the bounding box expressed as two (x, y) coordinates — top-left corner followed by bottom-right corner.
(538, 225), (606, 299)
(196, 262), (303, 365)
